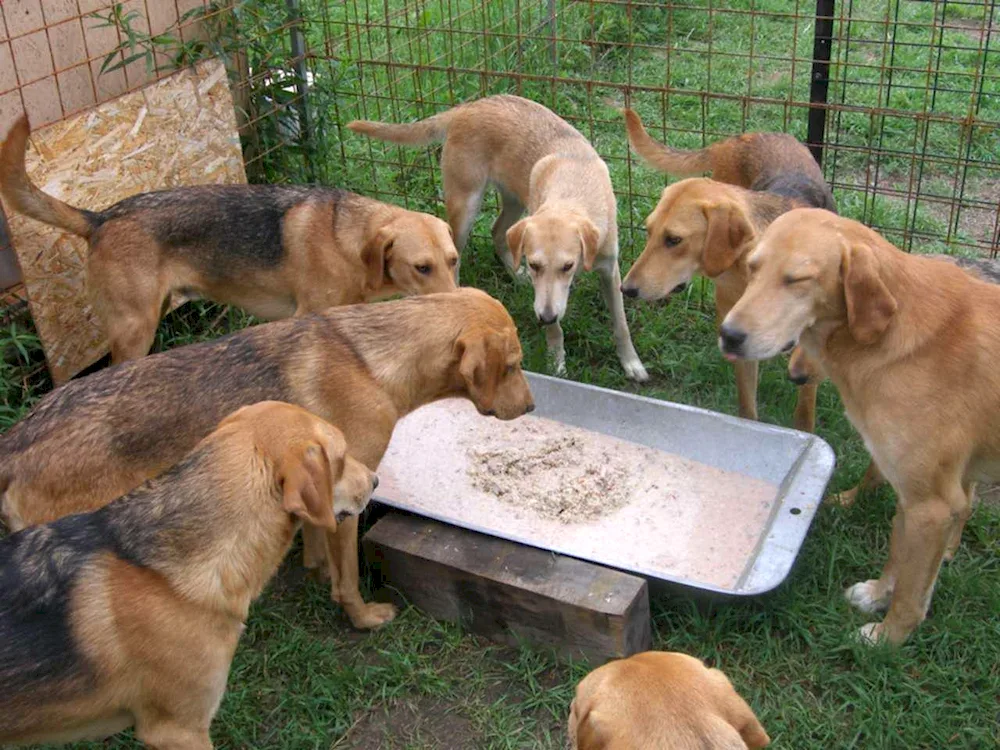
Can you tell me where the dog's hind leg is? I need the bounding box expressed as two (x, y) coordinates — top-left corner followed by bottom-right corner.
(136, 721), (213, 750)
(596, 256), (649, 382)
(491, 189), (525, 277)
(442, 145), (488, 257)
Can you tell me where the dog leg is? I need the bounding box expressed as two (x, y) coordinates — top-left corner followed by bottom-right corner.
(491, 190), (525, 277)
(944, 481), (977, 561)
(855, 487), (963, 645)
(301, 522), (329, 577)
(545, 321), (567, 376)
(792, 382), (818, 432)
(323, 516), (396, 629)
(733, 360), (759, 421)
(831, 459), (884, 507)
(442, 149), (487, 254)
(136, 722), (213, 750)
(845, 498), (901, 615)
(596, 260), (649, 382)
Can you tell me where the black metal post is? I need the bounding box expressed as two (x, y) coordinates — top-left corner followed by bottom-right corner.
(807, 0), (835, 166)
(286, 0), (315, 181)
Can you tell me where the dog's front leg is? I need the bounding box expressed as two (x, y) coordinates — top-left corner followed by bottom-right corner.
(323, 516), (397, 629)
(545, 321), (567, 376)
(733, 360), (759, 422)
(596, 259), (648, 381)
(792, 382), (818, 432)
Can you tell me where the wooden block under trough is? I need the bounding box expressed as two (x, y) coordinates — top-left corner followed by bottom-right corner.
(363, 511), (651, 662)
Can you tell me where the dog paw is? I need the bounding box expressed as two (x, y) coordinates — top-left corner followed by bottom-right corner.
(622, 357), (649, 382)
(826, 488), (859, 507)
(845, 580), (891, 614)
(347, 601), (398, 630)
(856, 622), (887, 646)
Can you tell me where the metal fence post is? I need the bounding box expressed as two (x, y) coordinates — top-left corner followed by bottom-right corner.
(286, 0), (315, 181)
(807, 0), (835, 166)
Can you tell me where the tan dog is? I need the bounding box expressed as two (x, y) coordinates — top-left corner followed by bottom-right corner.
(347, 95), (648, 381)
(721, 208), (998, 644)
(0, 401), (376, 748)
(620, 110), (837, 432)
(568, 651), (770, 749)
(0, 288), (534, 630)
(0, 116), (458, 364)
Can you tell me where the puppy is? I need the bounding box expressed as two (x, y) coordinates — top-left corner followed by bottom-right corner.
(568, 651), (770, 749)
(347, 95), (648, 381)
(0, 288), (534, 630)
(721, 208), (1000, 644)
(620, 110), (836, 432)
(0, 401), (376, 748)
(0, 116), (459, 364)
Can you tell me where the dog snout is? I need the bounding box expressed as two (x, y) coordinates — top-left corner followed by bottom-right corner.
(525, 402), (535, 413)
(538, 310), (558, 325)
(719, 324), (747, 355)
(620, 284), (639, 298)
(788, 372), (810, 386)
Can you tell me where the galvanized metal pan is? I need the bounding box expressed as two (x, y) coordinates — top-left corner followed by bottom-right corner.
(373, 372), (835, 597)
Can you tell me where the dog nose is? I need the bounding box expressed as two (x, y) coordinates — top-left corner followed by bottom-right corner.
(525, 403), (535, 413)
(538, 311), (558, 325)
(719, 325), (747, 354)
(485, 408), (496, 416)
(788, 372), (809, 386)
(621, 284), (639, 298)
(672, 282), (688, 294)
(372, 475), (379, 490)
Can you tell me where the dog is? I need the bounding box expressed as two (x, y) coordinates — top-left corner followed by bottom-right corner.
(0, 400), (376, 747)
(0, 288), (534, 630)
(347, 95), (648, 381)
(720, 208), (999, 644)
(620, 109), (836, 432)
(567, 651), (770, 749)
(0, 115), (459, 364)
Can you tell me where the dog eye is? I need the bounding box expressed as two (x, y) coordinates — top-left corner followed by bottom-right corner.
(561, 261), (574, 273)
(784, 275), (809, 285)
(447, 257), (458, 267)
(664, 234), (682, 248)
(505, 364), (516, 375)
(529, 262), (543, 273)
(415, 264), (432, 275)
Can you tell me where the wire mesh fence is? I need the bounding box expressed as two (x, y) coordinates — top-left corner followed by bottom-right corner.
(2, 0), (999, 300)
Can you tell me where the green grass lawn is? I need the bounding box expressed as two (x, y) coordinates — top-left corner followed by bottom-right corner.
(3, 0), (999, 748)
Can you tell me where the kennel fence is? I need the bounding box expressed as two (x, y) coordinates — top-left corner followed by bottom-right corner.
(1, 0), (998, 314)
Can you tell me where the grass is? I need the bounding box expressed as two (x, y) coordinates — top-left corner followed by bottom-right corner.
(5, 1), (1000, 748)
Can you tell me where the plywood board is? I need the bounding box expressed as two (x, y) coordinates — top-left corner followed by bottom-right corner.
(0, 58), (246, 382)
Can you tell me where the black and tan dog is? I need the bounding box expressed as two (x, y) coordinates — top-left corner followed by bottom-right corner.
(620, 109), (835, 433)
(0, 288), (534, 630)
(0, 116), (459, 364)
(0, 401), (376, 748)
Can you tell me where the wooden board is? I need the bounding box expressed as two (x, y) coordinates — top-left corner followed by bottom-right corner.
(0, 57), (246, 383)
(363, 512), (651, 661)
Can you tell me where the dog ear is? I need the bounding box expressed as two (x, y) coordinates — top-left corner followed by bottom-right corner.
(578, 217), (601, 271)
(455, 329), (498, 411)
(361, 226), (394, 293)
(842, 242), (897, 344)
(279, 441), (339, 531)
(701, 202), (754, 278)
(505, 218), (531, 270)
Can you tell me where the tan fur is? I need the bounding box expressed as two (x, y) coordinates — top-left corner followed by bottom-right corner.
(0, 402), (377, 747)
(621, 177), (818, 432)
(567, 651), (770, 749)
(0, 116), (459, 365)
(0, 288), (534, 631)
(348, 95), (648, 381)
(722, 208), (1000, 644)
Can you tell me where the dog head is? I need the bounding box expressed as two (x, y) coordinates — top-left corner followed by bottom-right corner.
(505, 211), (601, 326)
(720, 208), (897, 362)
(568, 651), (770, 750)
(621, 178), (754, 302)
(450, 289), (535, 420)
(362, 211), (459, 298)
(224, 402), (378, 532)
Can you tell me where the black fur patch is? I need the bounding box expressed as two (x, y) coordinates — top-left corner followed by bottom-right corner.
(94, 184), (352, 279)
(755, 172), (838, 213)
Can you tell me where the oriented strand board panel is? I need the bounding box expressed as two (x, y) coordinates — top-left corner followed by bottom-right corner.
(1, 58), (246, 382)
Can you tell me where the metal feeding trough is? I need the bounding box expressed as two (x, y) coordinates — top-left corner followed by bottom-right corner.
(373, 372), (835, 597)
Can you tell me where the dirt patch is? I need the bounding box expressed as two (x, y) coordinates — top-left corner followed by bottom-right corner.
(339, 697), (479, 750)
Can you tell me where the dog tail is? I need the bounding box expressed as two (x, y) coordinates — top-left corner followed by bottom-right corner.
(0, 116), (98, 238)
(346, 110), (454, 147)
(623, 108), (712, 177)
